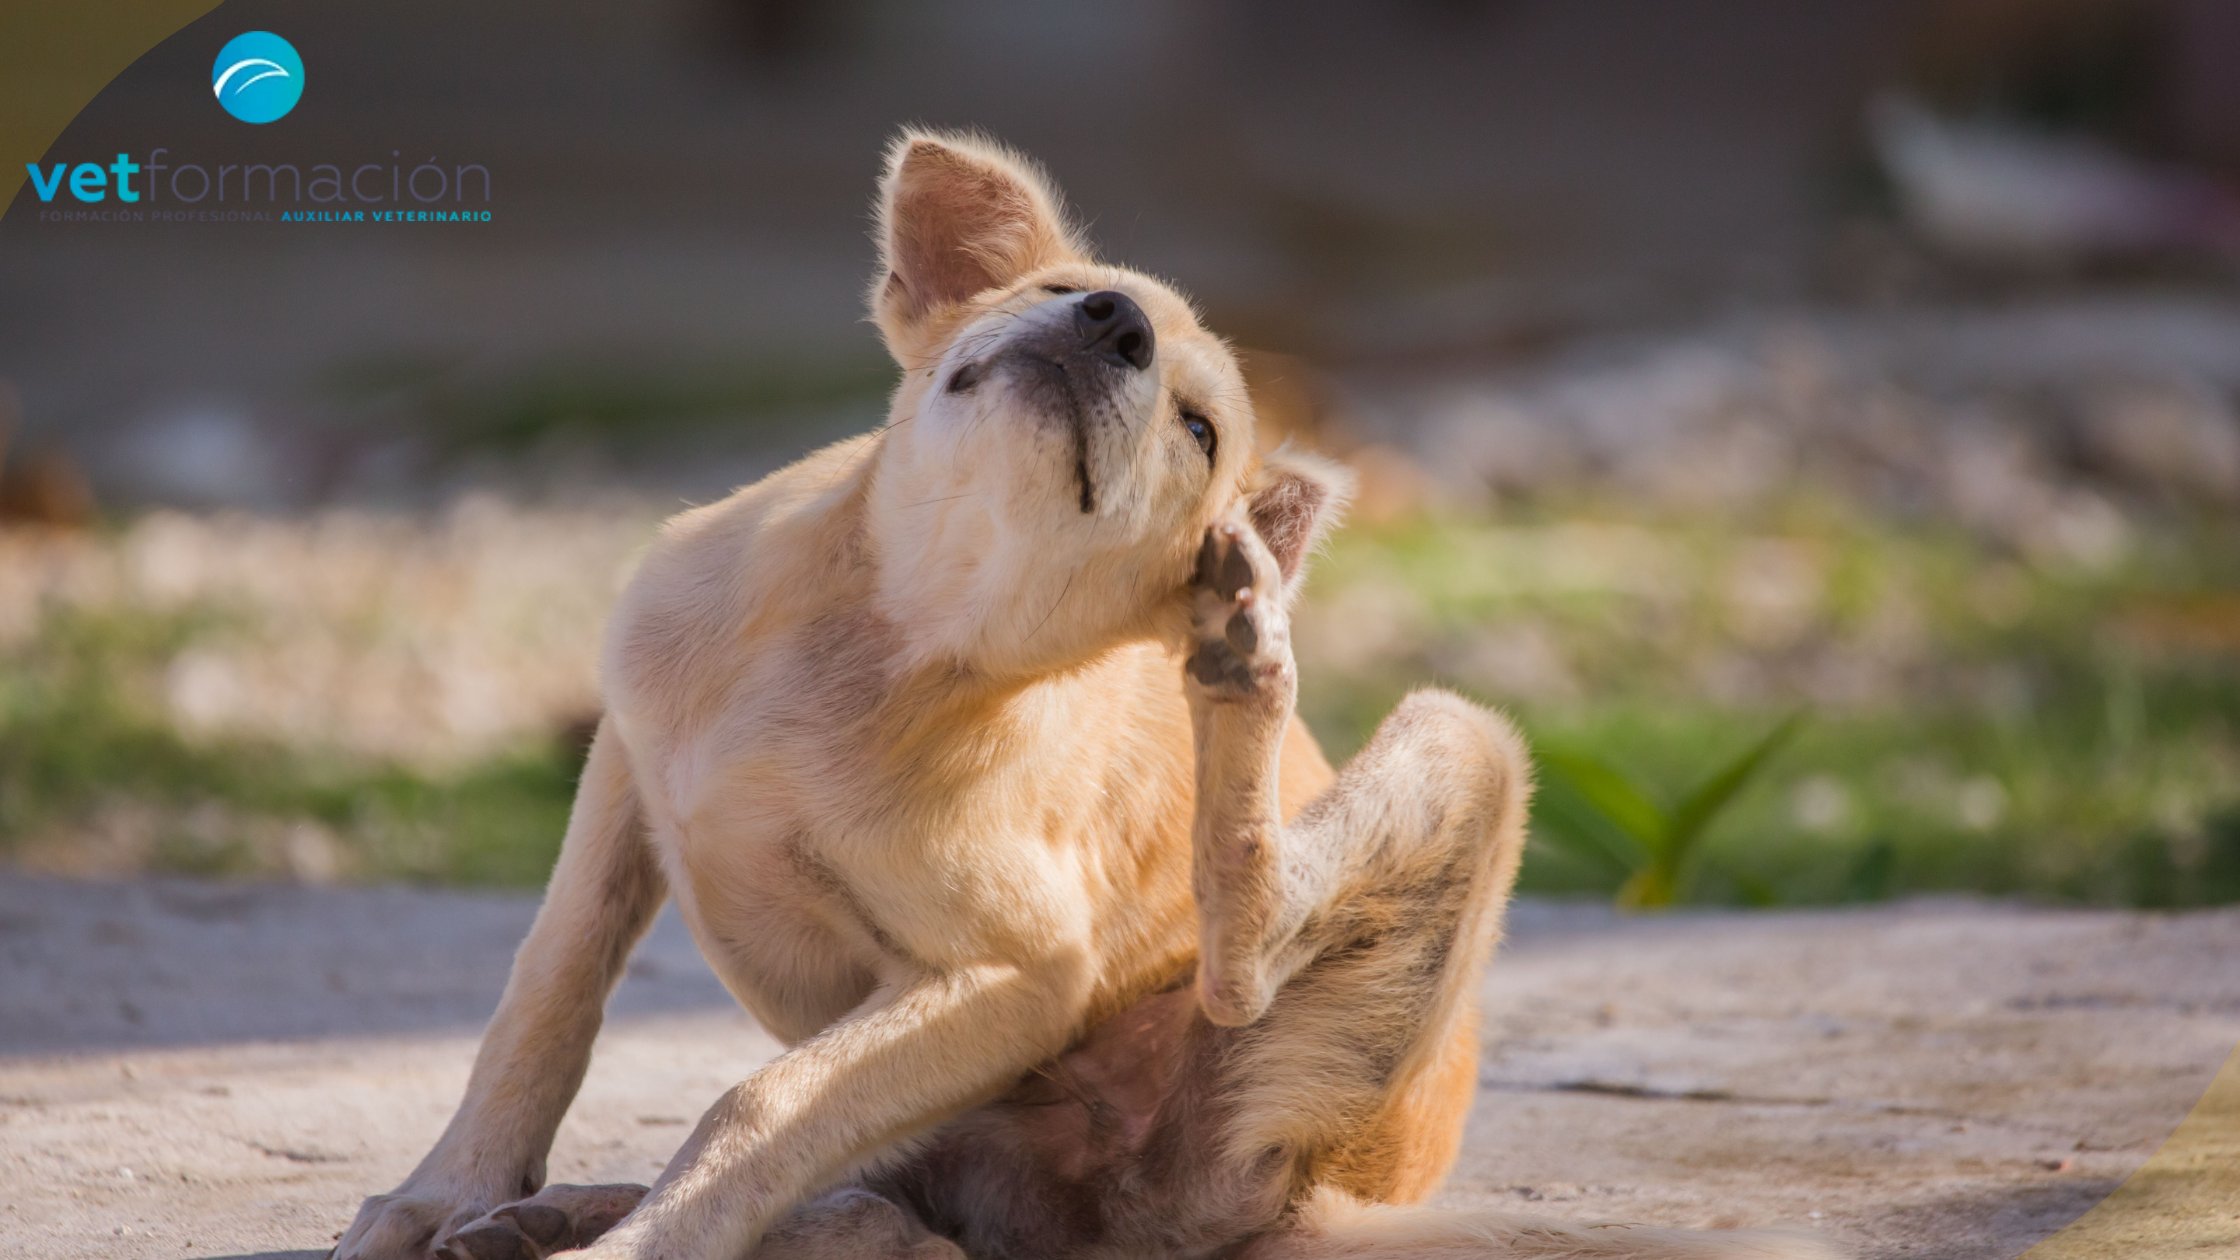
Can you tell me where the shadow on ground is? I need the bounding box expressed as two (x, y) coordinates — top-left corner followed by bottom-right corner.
(0, 876), (732, 1057)
(1860, 1179), (2124, 1259)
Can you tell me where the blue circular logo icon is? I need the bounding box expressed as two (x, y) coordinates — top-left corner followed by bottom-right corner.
(212, 32), (303, 123)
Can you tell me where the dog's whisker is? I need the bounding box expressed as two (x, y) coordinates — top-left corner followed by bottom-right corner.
(1025, 501), (1100, 645)
(1022, 569), (1077, 644)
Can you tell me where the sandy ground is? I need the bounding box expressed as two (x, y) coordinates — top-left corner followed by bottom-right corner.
(1, 877), (2235, 1260)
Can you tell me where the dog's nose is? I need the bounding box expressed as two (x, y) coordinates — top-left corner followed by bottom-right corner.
(1075, 290), (1154, 371)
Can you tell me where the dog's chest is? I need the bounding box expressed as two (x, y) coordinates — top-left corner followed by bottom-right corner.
(627, 677), (1103, 1042)
(608, 607), (1199, 1043)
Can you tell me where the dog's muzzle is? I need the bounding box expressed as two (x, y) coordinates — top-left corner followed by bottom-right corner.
(986, 290), (1157, 515)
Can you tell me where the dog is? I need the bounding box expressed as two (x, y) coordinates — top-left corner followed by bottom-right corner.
(333, 131), (1844, 1260)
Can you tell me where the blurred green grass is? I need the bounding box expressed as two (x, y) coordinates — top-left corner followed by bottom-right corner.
(0, 603), (578, 886)
(1295, 498), (2240, 908)
(4, 490), (2237, 906)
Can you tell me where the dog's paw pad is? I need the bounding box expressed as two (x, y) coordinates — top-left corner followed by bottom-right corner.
(1202, 528), (1255, 599)
(435, 1184), (649, 1260)
(1186, 523), (1287, 699)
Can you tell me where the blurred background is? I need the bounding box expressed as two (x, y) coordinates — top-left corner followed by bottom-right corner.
(4, 0), (2239, 906)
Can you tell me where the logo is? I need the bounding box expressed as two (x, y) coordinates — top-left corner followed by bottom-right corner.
(25, 32), (494, 227)
(212, 32), (303, 124)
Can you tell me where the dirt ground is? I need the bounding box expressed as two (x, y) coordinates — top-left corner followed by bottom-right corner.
(1, 876), (2235, 1260)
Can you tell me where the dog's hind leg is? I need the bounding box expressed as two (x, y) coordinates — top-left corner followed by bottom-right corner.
(1184, 518), (1534, 1196)
(1181, 517), (1526, 1059)
(852, 607), (1839, 1258)
(1176, 523), (1848, 1258)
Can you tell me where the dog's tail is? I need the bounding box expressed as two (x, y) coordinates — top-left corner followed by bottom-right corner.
(1240, 1190), (1850, 1260)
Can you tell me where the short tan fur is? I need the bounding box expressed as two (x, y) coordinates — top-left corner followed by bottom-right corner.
(335, 131), (1844, 1260)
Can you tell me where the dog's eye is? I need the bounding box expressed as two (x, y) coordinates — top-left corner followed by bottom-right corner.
(1042, 284), (1078, 295)
(946, 362), (982, 393)
(1181, 410), (1216, 461)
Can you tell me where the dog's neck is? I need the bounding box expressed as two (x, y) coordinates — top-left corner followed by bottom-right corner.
(862, 449), (1184, 687)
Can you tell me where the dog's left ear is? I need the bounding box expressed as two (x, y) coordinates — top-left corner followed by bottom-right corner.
(1246, 445), (1354, 589)
(871, 129), (1085, 364)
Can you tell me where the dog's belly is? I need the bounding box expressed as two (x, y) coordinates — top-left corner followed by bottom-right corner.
(883, 984), (1297, 1260)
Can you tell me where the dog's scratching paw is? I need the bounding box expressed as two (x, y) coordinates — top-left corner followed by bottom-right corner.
(434, 1183), (649, 1260)
(1186, 522), (1289, 699)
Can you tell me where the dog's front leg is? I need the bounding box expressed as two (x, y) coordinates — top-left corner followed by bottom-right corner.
(335, 717), (666, 1260)
(575, 958), (1085, 1260)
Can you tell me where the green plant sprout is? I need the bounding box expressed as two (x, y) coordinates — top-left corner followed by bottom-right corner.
(1531, 714), (1804, 909)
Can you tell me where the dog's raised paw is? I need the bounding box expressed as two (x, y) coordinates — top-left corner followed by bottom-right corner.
(434, 1183), (649, 1260)
(1186, 522), (1289, 699)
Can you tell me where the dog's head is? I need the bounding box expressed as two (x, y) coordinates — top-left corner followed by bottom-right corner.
(863, 130), (1350, 675)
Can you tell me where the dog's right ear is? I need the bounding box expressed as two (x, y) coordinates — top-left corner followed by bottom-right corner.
(1247, 444), (1354, 592)
(871, 130), (1085, 364)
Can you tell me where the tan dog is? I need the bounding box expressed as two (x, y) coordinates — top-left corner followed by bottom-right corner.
(334, 132), (1842, 1260)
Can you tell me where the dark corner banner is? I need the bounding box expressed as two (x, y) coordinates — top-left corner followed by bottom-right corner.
(3, 4), (223, 212)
